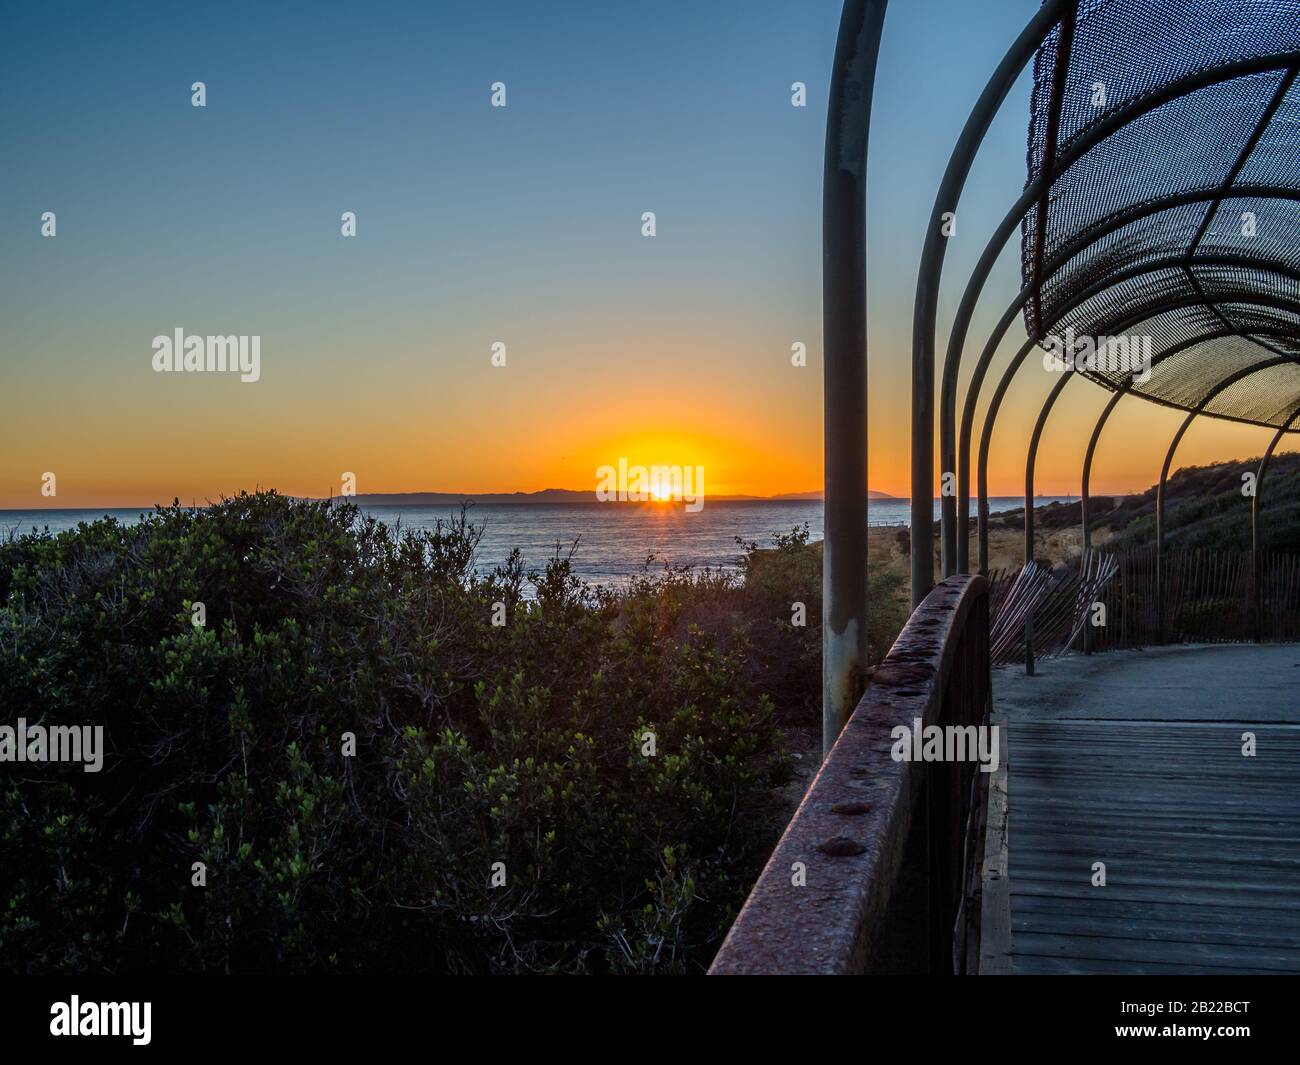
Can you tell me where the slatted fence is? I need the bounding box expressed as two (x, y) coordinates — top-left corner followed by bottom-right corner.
(987, 547), (1300, 663)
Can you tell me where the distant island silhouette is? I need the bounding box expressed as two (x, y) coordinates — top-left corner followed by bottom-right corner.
(320, 489), (898, 505)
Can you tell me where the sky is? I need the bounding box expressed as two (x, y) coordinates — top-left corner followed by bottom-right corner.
(1, 0), (1290, 509)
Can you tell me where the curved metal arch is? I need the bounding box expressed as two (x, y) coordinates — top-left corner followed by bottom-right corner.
(1082, 340), (1300, 559)
(932, 52), (1300, 587)
(1025, 376), (1075, 568)
(1013, 323), (1299, 670)
(954, 204), (1300, 574)
(1252, 405), (1300, 638)
(1024, 322), (1300, 566)
(974, 291), (1300, 572)
(1078, 383), (1132, 656)
(1081, 321), (1300, 566)
(941, 56), (1300, 571)
(980, 319), (1300, 574)
(975, 290), (1300, 570)
(1156, 356), (1295, 641)
(1022, 325), (1298, 668)
(959, 250), (1300, 573)
(1081, 387), (1129, 555)
(909, 0), (1073, 608)
(1040, 331), (1300, 662)
(1020, 370), (1077, 674)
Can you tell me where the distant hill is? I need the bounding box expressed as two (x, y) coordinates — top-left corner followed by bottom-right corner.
(771, 490), (897, 500)
(323, 488), (896, 505)
(989, 452), (1300, 553)
(336, 489), (593, 505)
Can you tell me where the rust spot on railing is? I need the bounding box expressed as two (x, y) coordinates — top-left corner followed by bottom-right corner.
(872, 663), (934, 686)
(817, 836), (868, 856)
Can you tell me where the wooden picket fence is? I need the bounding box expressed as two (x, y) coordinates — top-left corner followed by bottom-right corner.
(986, 546), (1300, 664)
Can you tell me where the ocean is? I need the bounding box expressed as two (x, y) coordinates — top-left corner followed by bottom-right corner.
(0, 497), (1069, 589)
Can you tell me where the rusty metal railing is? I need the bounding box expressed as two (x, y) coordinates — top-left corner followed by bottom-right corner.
(709, 574), (992, 975)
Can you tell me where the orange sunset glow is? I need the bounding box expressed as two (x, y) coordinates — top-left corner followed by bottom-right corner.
(3, 355), (1293, 510)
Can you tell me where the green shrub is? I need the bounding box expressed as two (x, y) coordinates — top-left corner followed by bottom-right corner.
(734, 523), (909, 722)
(0, 493), (792, 974)
(1105, 452), (1300, 553)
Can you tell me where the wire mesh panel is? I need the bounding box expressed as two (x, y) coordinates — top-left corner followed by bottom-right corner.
(1021, 0), (1300, 427)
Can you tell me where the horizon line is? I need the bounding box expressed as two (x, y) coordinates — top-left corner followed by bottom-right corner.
(0, 489), (1140, 514)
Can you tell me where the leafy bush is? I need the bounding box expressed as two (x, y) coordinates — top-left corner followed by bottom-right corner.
(0, 492), (797, 974)
(1102, 452), (1300, 553)
(734, 523), (909, 723)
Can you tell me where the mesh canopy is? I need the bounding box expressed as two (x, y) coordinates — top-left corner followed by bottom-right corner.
(1021, 0), (1300, 426)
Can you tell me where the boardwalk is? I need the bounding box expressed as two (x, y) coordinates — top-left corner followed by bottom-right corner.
(983, 644), (1300, 975)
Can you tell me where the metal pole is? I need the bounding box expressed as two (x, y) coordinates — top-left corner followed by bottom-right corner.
(1026, 377), (1072, 565)
(1157, 410), (1197, 645)
(1081, 388), (1128, 555)
(1022, 372), (1074, 674)
(1080, 385), (1129, 655)
(1081, 390), (1133, 650)
(912, 0), (1070, 606)
(822, 0), (887, 759)
(1252, 407), (1300, 640)
(947, 2), (1076, 581)
(975, 333), (1037, 575)
(1157, 357), (1291, 643)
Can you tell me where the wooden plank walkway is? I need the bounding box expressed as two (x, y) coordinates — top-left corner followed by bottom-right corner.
(984, 644), (1300, 975)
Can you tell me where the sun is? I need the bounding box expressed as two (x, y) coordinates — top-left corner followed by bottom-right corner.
(650, 484), (673, 501)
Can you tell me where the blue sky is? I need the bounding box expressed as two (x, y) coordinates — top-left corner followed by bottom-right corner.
(1, 0), (1275, 506)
